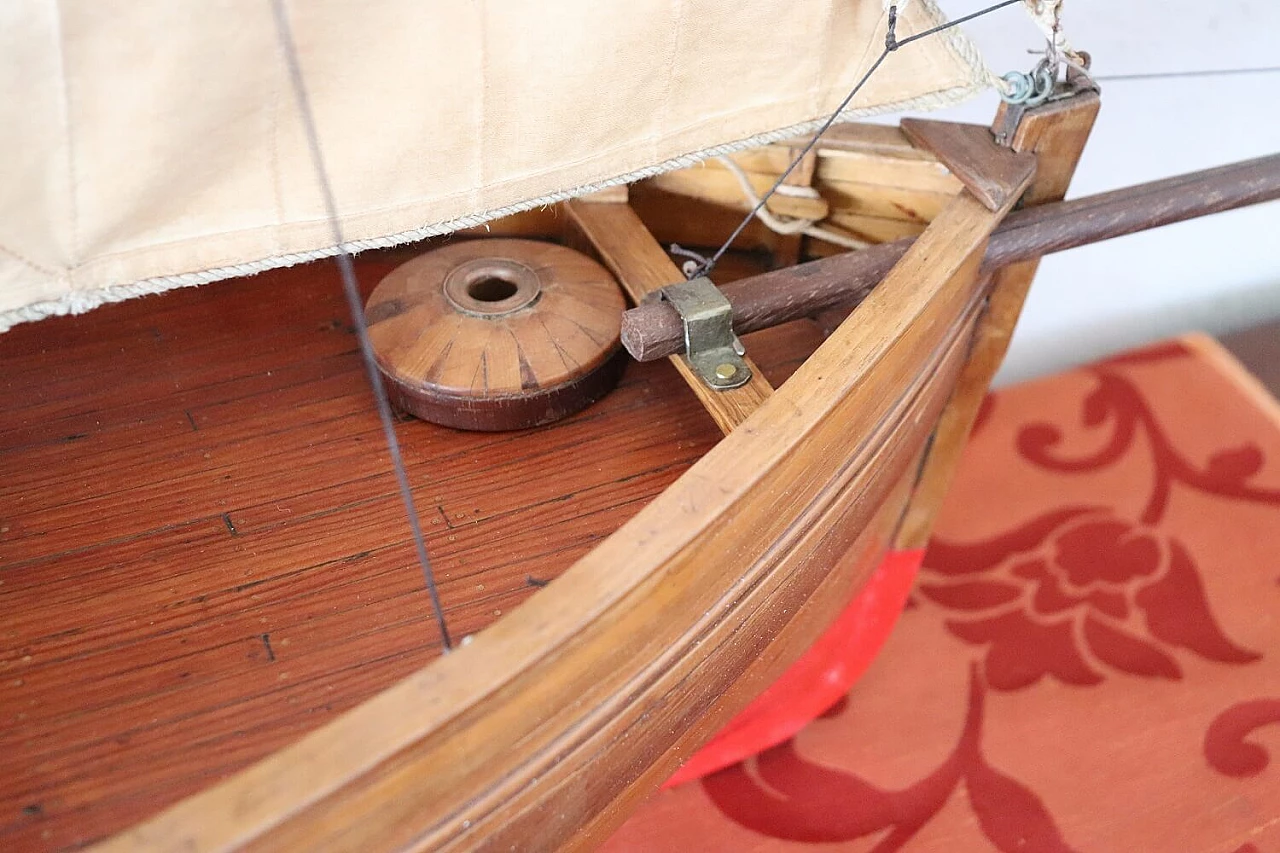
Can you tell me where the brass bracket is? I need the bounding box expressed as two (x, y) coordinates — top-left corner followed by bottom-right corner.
(659, 277), (751, 390)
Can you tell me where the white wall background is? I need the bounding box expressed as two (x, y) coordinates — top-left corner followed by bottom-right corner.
(912, 0), (1280, 384)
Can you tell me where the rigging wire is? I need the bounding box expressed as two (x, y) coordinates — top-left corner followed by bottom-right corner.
(687, 0), (1024, 280)
(271, 0), (453, 652)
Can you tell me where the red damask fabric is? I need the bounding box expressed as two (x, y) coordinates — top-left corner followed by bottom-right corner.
(604, 334), (1280, 852)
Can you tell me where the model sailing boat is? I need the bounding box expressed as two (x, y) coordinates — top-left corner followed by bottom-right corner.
(2, 1), (1278, 850)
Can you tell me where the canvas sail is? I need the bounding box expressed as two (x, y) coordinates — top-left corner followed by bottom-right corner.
(0, 0), (991, 330)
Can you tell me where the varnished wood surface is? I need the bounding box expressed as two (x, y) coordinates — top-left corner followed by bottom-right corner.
(812, 124), (959, 254)
(0, 245), (820, 851)
(645, 160), (829, 223)
(631, 124), (958, 261)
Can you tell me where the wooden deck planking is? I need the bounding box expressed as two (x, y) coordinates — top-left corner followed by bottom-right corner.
(0, 246), (822, 850)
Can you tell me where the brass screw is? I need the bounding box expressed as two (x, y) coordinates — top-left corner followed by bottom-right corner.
(714, 363), (738, 381)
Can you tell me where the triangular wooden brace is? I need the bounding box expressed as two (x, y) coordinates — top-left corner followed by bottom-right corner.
(901, 118), (1038, 211)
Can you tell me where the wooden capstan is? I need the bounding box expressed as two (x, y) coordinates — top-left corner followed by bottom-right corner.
(367, 239), (627, 431)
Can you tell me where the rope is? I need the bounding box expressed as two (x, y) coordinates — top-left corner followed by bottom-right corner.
(713, 155), (870, 251)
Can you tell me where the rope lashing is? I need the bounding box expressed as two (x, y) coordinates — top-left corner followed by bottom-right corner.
(712, 155), (870, 251)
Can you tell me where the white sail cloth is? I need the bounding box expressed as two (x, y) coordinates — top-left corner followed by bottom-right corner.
(0, 0), (989, 330)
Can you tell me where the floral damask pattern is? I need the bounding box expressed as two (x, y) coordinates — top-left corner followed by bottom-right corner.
(704, 668), (1076, 852)
(921, 508), (1259, 689)
(1016, 351), (1280, 524)
(681, 342), (1280, 851)
(1204, 699), (1280, 778)
(921, 351), (1273, 693)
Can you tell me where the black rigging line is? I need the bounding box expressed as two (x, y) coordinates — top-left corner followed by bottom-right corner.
(690, 0), (1024, 280)
(271, 0), (453, 652)
(894, 0), (1022, 49)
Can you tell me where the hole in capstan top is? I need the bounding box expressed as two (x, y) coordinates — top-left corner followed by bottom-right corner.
(466, 277), (519, 303)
